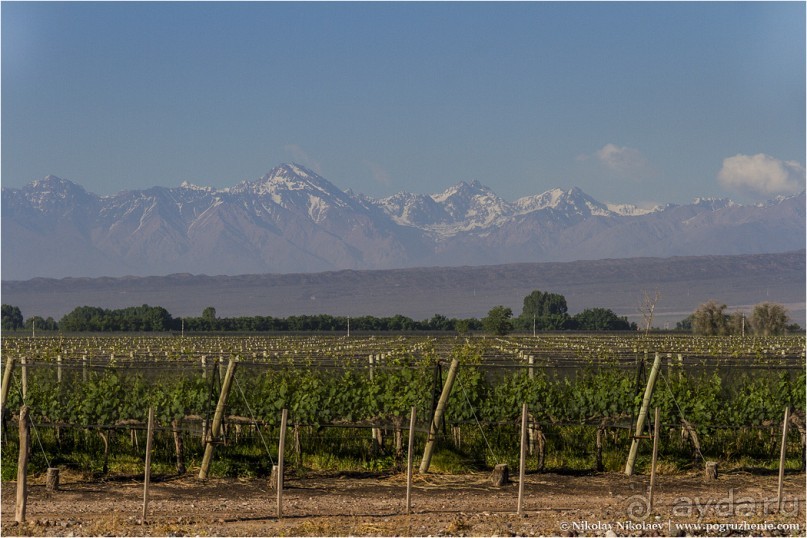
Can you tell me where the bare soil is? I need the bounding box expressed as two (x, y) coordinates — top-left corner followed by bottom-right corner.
(2, 471), (805, 537)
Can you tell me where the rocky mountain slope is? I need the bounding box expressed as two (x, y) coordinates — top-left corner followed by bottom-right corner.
(2, 163), (804, 279)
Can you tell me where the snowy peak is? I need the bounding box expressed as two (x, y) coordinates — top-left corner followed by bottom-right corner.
(429, 180), (513, 230)
(690, 197), (737, 211)
(3, 165), (803, 280)
(514, 186), (613, 217)
(179, 180), (214, 193)
(377, 191), (452, 228)
(604, 202), (661, 216)
(25, 175), (88, 197)
(14, 175), (95, 212)
(230, 163), (362, 222)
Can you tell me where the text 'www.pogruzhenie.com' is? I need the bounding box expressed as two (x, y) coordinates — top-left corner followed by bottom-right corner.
(559, 520), (802, 534)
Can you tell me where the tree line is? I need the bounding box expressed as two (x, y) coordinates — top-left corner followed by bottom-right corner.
(2, 289), (636, 333)
(3, 292), (797, 335)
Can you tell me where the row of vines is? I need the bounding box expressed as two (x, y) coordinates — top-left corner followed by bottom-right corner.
(1, 334), (805, 480)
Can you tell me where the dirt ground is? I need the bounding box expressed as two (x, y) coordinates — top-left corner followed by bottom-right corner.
(2, 470), (805, 537)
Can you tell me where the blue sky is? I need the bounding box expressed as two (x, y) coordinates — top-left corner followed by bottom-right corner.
(2, 2), (805, 206)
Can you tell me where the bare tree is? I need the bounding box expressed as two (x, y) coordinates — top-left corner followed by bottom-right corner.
(638, 290), (661, 336)
(691, 300), (728, 336)
(750, 302), (789, 336)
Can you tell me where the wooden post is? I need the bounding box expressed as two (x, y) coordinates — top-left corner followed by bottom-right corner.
(142, 406), (155, 522)
(277, 408), (288, 519)
(527, 356), (537, 456)
(1, 357), (15, 413)
(15, 405), (30, 523)
(705, 461), (718, 480)
(491, 463), (510, 486)
(57, 355), (62, 384)
(419, 358), (460, 474)
(777, 406), (791, 511)
(625, 352), (662, 476)
(406, 406), (416, 515)
(172, 418), (185, 474)
(82, 355), (88, 382)
(20, 357), (27, 401)
(198, 358), (238, 480)
(517, 402), (528, 516)
(595, 422), (605, 472)
(46, 467), (60, 492)
(648, 407), (660, 509)
(369, 355), (381, 451)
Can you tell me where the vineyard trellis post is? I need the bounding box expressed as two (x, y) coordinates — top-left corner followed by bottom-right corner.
(142, 406), (155, 522)
(199, 357), (238, 480)
(648, 406), (660, 510)
(517, 402), (528, 516)
(20, 356), (28, 400)
(405, 405), (416, 515)
(625, 352), (662, 476)
(370, 354), (381, 451)
(277, 408), (288, 519)
(420, 358), (460, 474)
(1, 356), (15, 414)
(15, 405), (30, 523)
(777, 406), (790, 511)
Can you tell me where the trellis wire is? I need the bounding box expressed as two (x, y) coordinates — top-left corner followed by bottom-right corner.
(232, 373), (275, 465)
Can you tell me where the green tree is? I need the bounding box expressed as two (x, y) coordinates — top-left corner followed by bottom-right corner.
(691, 300), (728, 335)
(483, 305), (513, 336)
(572, 308), (633, 331)
(750, 303), (789, 336)
(1, 305), (24, 330)
(676, 315), (693, 332)
(24, 316), (58, 331)
(59, 306), (108, 331)
(202, 306), (218, 331)
(427, 314), (452, 331)
(519, 290), (569, 330)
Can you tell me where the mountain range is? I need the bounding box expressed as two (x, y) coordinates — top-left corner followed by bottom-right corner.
(2, 163), (804, 280)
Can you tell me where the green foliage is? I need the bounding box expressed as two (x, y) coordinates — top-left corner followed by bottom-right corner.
(25, 316), (59, 331)
(482, 306), (513, 335)
(519, 290), (569, 330)
(59, 304), (174, 332)
(691, 300), (728, 335)
(751, 302), (789, 336)
(572, 308), (634, 331)
(4, 334), (805, 478)
(2, 304), (24, 330)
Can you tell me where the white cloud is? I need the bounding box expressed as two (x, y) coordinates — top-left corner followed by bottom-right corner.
(717, 153), (805, 195)
(362, 160), (392, 186)
(596, 143), (650, 176)
(579, 143), (653, 180)
(283, 144), (323, 175)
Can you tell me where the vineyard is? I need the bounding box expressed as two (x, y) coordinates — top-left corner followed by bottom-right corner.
(1, 333), (805, 536)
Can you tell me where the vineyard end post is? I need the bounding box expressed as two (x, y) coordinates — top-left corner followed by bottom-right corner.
(15, 405), (30, 523)
(198, 357), (238, 480)
(406, 406), (416, 515)
(419, 358), (460, 474)
(0, 356), (16, 414)
(625, 352), (662, 476)
(777, 406), (791, 511)
(517, 402), (528, 516)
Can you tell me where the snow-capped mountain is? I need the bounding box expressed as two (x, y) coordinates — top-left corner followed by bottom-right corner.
(2, 164), (804, 279)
